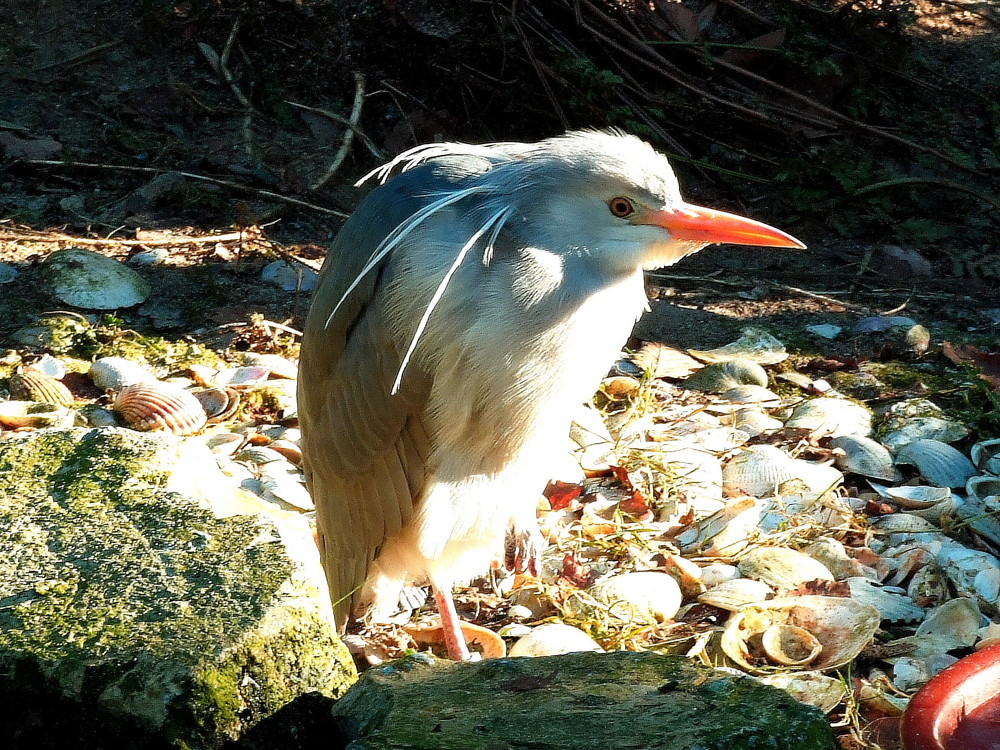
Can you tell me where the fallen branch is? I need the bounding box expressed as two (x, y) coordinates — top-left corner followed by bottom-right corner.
(310, 72), (367, 192)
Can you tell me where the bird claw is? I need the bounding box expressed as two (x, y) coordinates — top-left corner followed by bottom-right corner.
(505, 522), (544, 577)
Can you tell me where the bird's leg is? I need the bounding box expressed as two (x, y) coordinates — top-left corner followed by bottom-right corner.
(505, 520), (544, 577)
(432, 584), (470, 661)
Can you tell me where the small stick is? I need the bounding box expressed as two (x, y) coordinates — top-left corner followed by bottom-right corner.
(310, 72), (367, 192)
(285, 100), (385, 159)
(0, 229), (247, 246)
(32, 40), (124, 73)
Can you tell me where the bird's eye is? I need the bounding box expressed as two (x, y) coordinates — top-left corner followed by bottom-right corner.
(609, 197), (635, 218)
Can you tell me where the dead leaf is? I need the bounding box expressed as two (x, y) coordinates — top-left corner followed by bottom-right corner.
(653, 0), (701, 41)
(559, 553), (593, 589)
(720, 28), (786, 67)
(544, 480), (583, 511)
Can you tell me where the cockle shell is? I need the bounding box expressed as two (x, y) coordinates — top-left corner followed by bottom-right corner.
(829, 435), (900, 482)
(723, 444), (843, 497)
(8, 372), (73, 406)
(730, 408), (783, 438)
(242, 353), (298, 380)
(720, 385), (781, 406)
(113, 381), (207, 435)
(88, 356), (156, 390)
(681, 358), (768, 393)
(895, 439), (977, 488)
(192, 387), (240, 422)
(720, 595), (880, 673)
(783, 397), (872, 437)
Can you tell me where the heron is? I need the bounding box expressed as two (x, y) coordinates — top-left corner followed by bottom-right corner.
(298, 130), (804, 660)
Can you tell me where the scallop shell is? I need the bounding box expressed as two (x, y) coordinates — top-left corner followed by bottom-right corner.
(0, 401), (72, 429)
(687, 327), (787, 365)
(722, 444), (843, 497)
(8, 372), (73, 406)
(88, 356), (156, 390)
(697, 578), (773, 612)
(681, 358), (768, 393)
(738, 547), (834, 589)
(113, 381), (207, 435)
(829, 435), (900, 481)
(508, 622), (604, 657)
(783, 397), (872, 437)
(895, 439), (977, 488)
(971, 438), (1000, 476)
(720, 595), (880, 673)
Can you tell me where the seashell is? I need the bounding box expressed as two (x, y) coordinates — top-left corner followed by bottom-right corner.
(217, 365), (271, 389)
(847, 578), (925, 623)
(508, 622), (604, 657)
(853, 315), (917, 333)
(113, 381), (207, 435)
(915, 598), (982, 648)
(730, 408), (783, 438)
(937, 541), (1000, 613)
(599, 375), (641, 400)
(46, 247), (151, 309)
(881, 416), (972, 452)
(967, 475), (1000, 503)
(405, 620), (506, 660)
(8, 372), (73, 406)
(804, 537), (871, 581)
(871, 484), (951, 509)
(720, 385), (781, 406)
(76, 404), (119, 428)
(235, 445), (288, 465)
(681, 358), (768, 393)
(192, 387), (241, 422)
(496, 623), (532, 638)
(697, 578), (773, 612)
(759, 672), (847, 713)
(895, 439), (976, 489)
(583, 572), (682, 623)
(647, 441), (724, 517)
(829, 435), (900, 482)
(261, 259), (319, 292)
(806, 324), (842, 340)
(720, 595), (879, 673)
(698, 563), (740, 588)
(872, 514), (941, 535)
(759, 491), (853, 533)
(629, 342), (701, 379)
(971, 438), (1000, 476)
(761, 624), (822, 666)
(25, 354), (66, 379)
(737, 547), (834, 590)
(677, 497), (762, 557)
(907, 563), (950, 608)
(722, 444), (843, 497)
(687, 327), (787, 365)
(267, 439), (303, 465)
(260, 467), (314, 511)
(0, 401), (72, 429)
(259, 425), (302, 443)
(242, 353), (298, 380)
(204, 432), (245, 457)
(88, 356), (155, 390)
(783, 397), (872, 437)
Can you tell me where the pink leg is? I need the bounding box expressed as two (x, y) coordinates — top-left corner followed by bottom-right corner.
(432, 585), (470, 661)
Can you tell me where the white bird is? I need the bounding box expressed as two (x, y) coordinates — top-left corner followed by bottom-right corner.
(298, 130), (804, 659)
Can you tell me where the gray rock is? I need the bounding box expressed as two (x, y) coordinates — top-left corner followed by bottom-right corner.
(0, 428), (354, 749)
(331, 651), (836, 750)
(45, 247), (151, 309)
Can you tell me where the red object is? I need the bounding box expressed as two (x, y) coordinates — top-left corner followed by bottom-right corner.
(901, 642), (1000, 750)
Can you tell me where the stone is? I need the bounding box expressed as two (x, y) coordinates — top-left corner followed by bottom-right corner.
(45, 247), (151, 309)
(330, 651), (837, 750)
(0, 428), (354, 749)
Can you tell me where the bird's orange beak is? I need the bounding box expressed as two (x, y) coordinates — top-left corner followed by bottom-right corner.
(637, 203), (806, 249)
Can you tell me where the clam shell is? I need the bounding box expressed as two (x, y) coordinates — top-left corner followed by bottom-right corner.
(761, 624), (823, 666)
(89, 356), (155, 390)
(783, 397), (872, 437)
(697, 578), (773, 612)
(730, 408), (783, 438)
(681, 358), (768, 393)
(720, 385), (781, 406)
(687, 327), (787, 365)
(895, 439), (977, 488)
(847, 577), (925, 623)
(677, 497), (762, 557)
(192, 387), (240, 422)
(915, 598), (981, 648)
(584, 572), (682, 623)
(698, 563), (740, 587)
(113, 381), (207, 435)
(829, 435), (900, 481)
(242, 353), (298, 380)
(804, 536), (871, 580)
(720, 595), (880, 673)
(971, 438), (1000, 476)
(967, 475), (1000, 503)
(405, 620), (506, 659)
(738, 547), (834, 589)
(759, 672), (847, 713)
(937, 541), (1000, 613)
(508, 622), (604, 657)
(260, 469), (314, 511)
(8, 372), (74, 406)
(0, 400), (72, 429)
(872, 484), (951, 509)
(630, 342), (701, 379)
(722, 444), (843, 497)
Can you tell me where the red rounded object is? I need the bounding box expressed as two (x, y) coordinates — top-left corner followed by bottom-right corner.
(901, 642), (1000, 750)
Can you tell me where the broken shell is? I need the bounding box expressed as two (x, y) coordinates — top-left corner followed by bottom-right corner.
(192, 387), (241, 422)
(508, 622), (604, 657)
(8, 372), (74, 406)
(585, 572), (682, 623)
(687, 327), (787, 365)
(783, 397), (872, 437)
(829, 435), (900, 482)
(113, 381), (207, 435)
(916, 598), (982, 648)
(761, 624), (823, 666)
(405, 620), (506, 660)
(217, 365), (270, 389)
(967, 475), (1000, 503)
(847, 578), (925, 623)
(677, 497), (762, 557)
(804, 537), (871, 581)
(872, 484), (951, 509)
(88, 356), (156, 390)
(738, 547), (834, 590)
(722, 444), (843, 497)
(937, 541), (1000, 613)
(242, 353), (298, 380)
(730, 408), (783, 438)
(970, 438), (1000, 476)
(0, 401), (72, 429)
(681, 358), (768, 393)
(599, 375), (641, 400)
(720, 385), (781, 406)
(697, 578), (773, 612)
(630, 343), (701, 379)
(907, 563), (950, 608)
(895, 439), (977, 489)
(759, 672), (847, 713)
(720, 595), (880, 673)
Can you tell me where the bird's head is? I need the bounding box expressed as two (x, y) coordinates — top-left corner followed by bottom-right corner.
(497, 130), (804, 275)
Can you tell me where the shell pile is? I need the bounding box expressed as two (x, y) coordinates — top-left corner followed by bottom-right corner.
(2, 319), (999, 727)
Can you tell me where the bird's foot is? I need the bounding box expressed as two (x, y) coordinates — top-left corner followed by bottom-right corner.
(505, 522), (544, 577)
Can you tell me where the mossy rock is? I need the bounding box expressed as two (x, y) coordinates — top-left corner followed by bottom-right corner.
(0, 427), (355, 749)
(330, 651), (837, 750)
